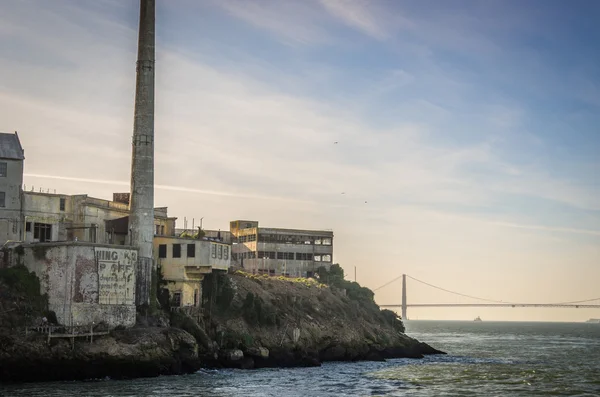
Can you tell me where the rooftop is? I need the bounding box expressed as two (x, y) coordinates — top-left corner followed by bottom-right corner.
(0, 132), (25, 160)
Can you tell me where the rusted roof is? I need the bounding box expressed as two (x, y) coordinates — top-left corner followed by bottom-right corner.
(0, 132), (25, 160)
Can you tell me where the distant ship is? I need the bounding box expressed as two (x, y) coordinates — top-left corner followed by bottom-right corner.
(474, 316), (482, 322)
(586, 318), (600, 324)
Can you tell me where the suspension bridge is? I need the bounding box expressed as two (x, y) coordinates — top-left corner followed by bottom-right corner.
(377, 274), (600, 320)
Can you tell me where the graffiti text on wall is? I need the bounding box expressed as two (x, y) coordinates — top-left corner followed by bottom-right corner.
(97, 249), (136, 305)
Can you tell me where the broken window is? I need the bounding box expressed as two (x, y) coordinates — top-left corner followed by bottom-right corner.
(59, 198), (66, 211)
(322, 254), (332, 262)
(173, 244), (181, 258)
(155, 225), (160, 235)
(173, 291), (182, 307)
(0, 162), (6, 177)
(33, 223), (52, 242)
(224, 246), (229, 260)
(160, 225), (165, 235)
(322, 238), (332, 246)
(218, 245), (223, 259)
(0, 191), (5, 207)
(187, 244), (195, 258)
(158, 244), (167, 258)
(211, 244), (217, 258)
(314, 239), (322, 245)
(314, 255), (321, 262)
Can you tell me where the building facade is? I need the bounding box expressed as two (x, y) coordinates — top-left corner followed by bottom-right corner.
(153, 236), (231, 307)
(0, 132), (25, 244)
(230, 220), (333, 277)
(5, 242), (138, 328)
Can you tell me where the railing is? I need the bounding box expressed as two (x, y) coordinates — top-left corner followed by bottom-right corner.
(25, 324), (109, 349)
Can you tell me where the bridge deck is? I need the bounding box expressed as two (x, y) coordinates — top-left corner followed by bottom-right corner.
(381, 303), (600, 308)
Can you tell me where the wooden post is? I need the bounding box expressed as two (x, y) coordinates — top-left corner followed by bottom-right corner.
(90, 324), (93, 344)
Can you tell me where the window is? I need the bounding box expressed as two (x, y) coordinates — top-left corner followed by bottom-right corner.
(322, 238), (332, 246)
(322, 254), (332, 262)
(156, 225), (160, 235)
(0, 162), (6, 177)
(158, 244), (167, 258)
(187, 244), (195, 258)
(25, 222), (31, 232)
(33, 223), (52, 242)
(314, 239), (322, 245)
(59, 198), (66, 211)
(277, 251), (284, 260)
(211, 244), (217, 258)
(224, 246), (229, 260)
(218, 245), (223, 259)
(160, 225), (165, 235)
(314, 255), (321, 262)
(173, 244), (181, 258)
(173, 292), (182, 307)
(0, 191), (5, 207)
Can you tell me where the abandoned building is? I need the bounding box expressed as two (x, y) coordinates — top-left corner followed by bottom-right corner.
(0, 132), (25, 244)
(230, 220), (334, 277)
(154, 235), (231, 308)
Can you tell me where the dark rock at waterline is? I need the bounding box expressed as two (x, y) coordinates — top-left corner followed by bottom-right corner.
(0, 328), (202, 383)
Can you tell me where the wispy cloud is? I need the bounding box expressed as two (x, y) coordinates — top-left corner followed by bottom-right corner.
(2, 0), (599, 319)
(318, 0), (389, 40)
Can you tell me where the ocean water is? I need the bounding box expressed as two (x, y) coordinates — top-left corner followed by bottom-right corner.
(2, 321), (600, 396)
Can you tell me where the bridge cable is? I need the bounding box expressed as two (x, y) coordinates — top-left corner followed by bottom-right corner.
(374, 274), (600, 305)
(406, 275), (511, 304)
(373, 275), (404, 292)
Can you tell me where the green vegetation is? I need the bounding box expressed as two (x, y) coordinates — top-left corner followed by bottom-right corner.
(203, 272), (235, 313)
(0, 265), (44, 300)
(0, 265), (50, 327)
(316, 264), (375, 304)
(242, 292), (278, 326)
(381, 309), (406, 333)
(179, 227), (206, 240)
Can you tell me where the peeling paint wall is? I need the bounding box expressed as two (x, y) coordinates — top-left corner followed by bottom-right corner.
(17, 242), (138, 328)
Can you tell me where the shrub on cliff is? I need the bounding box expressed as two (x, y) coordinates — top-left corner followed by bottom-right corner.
(316, 264), (375, 304)
(0, 265), (49, 328)
(381, 309), (405, 333)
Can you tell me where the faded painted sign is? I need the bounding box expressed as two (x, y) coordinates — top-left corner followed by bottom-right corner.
(97, 248), (136, 305)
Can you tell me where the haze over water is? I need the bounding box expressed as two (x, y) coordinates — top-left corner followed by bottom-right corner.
(4, 321), (599, 396)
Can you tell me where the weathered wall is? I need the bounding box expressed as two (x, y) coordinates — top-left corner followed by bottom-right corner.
(18, 242), (138, 327)
(0, 158), (23, 244)
(22, 192), (72, 242)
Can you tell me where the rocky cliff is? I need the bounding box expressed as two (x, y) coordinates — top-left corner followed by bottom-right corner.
(0, 265), (444, 382)
(183, 268), (444, 369)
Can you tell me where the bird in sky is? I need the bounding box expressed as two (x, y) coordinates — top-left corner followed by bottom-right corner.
(334, 141), (338, 144)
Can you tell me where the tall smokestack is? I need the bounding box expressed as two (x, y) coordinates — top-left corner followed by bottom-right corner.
(130, 0), (155, 306)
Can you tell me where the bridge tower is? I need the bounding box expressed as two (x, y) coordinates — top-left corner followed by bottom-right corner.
(401, 274), (407, 320)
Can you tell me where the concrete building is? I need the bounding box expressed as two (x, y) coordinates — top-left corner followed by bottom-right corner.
(0, 132), (25, 244)
(3, 242), (138, 328)
(15, 191), (177, 246)
(153, 236), (230, 307)
(230, 220), (333, 277)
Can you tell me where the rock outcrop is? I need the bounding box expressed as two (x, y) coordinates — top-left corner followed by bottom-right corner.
(195, 270), (445, 369)
(0, 265), (444, 383)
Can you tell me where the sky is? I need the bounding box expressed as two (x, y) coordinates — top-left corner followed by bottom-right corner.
(0, 0), (599, 321)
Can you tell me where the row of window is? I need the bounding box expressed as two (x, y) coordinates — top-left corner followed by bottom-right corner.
(257, 234), (333, 246)
(237, 234), (257, 243)
(158, 243), (229, 260)
(234, 251), (331, 262)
